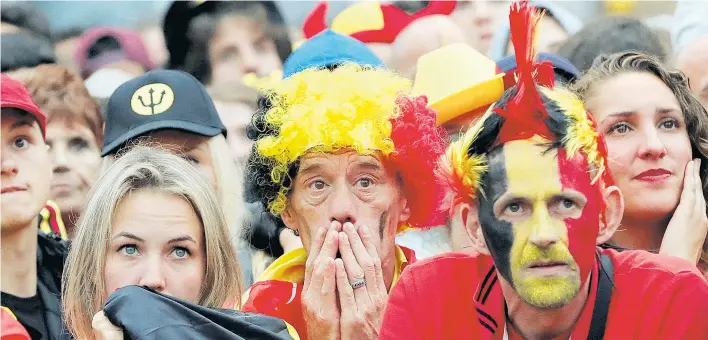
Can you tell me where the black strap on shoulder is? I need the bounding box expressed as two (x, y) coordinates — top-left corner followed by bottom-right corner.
(588, 253), (614, 340)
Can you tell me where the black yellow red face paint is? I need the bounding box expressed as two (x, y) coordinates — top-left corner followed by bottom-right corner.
(477, 137), (601, 308)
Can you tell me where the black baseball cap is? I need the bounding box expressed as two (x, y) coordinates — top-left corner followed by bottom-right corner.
(102, 69), (226, 156)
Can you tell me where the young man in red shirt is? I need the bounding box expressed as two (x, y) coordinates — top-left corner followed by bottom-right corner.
(1, 74), (69, 340)
(380, 3), (708, 339)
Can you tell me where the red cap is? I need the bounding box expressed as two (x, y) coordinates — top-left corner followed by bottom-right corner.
(1, 73), (46, 138)
(74, 27), (155, 79)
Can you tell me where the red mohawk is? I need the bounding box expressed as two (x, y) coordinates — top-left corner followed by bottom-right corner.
(494, 1), (556, 145)
(302, 1), (457, 44)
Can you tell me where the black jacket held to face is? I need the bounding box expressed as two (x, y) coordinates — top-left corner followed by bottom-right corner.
(103, 285), (298, 340)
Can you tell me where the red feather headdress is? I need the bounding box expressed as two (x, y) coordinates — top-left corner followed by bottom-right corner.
(493, 1), (555, 145)
(302, 0), (457, 44)
(438, 1), (613, 215)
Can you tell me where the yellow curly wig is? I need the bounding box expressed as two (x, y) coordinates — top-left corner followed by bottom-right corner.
(254, 64), (412, 214)
(541, 86), (606, 184)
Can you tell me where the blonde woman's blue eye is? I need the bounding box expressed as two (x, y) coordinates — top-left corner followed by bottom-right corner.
(173, 248), (189, 258)
(121, 245), (138, 256)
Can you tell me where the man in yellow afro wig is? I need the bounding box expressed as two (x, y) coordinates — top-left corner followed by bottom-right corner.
(241, 29), (448, 340)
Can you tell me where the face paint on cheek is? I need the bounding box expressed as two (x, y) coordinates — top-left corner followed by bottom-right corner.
(557, 149), (602, 280)
(477, 148), (516, 284)
(379, 211), (388, 240)
(479, 196), (516, 283)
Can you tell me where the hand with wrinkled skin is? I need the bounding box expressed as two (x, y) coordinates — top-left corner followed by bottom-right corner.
(92, 310), (123, 340)
(661, 159), (708, 265)
(301, 222), (342, 340)
(336, 222), (388, 340)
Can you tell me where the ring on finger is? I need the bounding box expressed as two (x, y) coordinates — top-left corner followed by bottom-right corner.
(350, 279), (366, 289)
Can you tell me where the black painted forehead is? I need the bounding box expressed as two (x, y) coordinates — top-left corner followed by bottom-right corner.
(480, 146), (508, 203)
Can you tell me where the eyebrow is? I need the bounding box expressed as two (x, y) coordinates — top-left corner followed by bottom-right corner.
(350, 160), (383, 172)
(654, 106), (680, 114)
(494, 189), (587, 205)
(557, 190), (587, 204)
(493, 192), (521, 206)
(10, 119), (36, 131)
(112, 232), (145, 242)
(299, 162), (326, 176)
(600, 107), (681, 125)
(111, 232), (197, 245)
(599, 111), (635, 125)
(167, 236), (197, 245)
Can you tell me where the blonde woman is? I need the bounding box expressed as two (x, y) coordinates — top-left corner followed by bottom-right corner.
(62, 146), (298, 339)
(99, 70), (253, 283)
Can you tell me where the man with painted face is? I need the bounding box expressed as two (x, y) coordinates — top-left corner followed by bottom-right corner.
(241, 30), (448, 340)
(380, 3), (708, 340)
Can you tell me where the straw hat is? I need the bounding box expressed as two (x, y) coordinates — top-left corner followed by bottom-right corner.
(412, 43), (505, 125)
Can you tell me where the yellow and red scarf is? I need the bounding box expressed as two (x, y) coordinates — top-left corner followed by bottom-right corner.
(38, 200), (67, 240)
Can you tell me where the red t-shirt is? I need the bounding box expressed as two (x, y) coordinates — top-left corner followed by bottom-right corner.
(380, 248), (708, 340)
(1, 308), (31, 340)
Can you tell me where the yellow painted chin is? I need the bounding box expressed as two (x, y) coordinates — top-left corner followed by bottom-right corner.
(514, 274), (580, 309)
(511, 243), (581, 308)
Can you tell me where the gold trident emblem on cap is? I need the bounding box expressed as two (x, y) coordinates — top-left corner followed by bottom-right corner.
(130, 83), (175, 115)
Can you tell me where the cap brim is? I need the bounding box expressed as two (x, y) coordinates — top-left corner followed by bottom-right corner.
(1, 102), (42, 119)
(1, 102), (46, 136)
(430, 75), (505, 125)
(101, 120), (223, 157)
